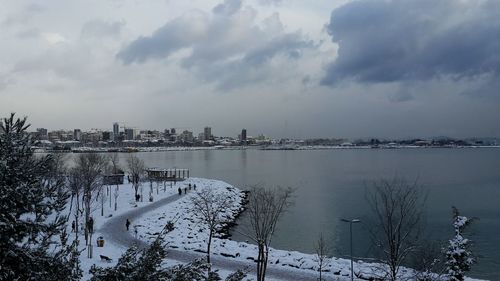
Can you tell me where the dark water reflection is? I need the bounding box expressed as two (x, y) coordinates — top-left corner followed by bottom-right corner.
(86, 148), (499, 279)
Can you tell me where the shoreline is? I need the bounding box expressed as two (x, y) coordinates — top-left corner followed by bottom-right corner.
(34, 144), (500, 154)
(68, 177), (485, 280)
(130, 178), (484, 281)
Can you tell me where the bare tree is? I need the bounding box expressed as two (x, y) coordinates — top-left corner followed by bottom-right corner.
(189, 188), (235, 268)
(126, 155), (145, 201)
(315, 233), (331, 281)
(68, 168), (83, 240)
(48, 152), (69, 179)
(99, 186), (106, 217)
(241, 185), (294, 281)
(412, 241), (444, 281)
(366, 178), (426, 281)
(107, 152), (121, 174)
(73, 153), (108, 258)
(106, 152), (122, 209)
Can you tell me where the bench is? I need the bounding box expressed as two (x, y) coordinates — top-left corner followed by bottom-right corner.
(100, 255), (112, 262)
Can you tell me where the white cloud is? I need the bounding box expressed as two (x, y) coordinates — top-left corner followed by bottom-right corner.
(42, 32), (67, 45)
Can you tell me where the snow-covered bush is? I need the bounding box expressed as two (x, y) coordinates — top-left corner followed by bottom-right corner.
(90, 227), (247, 281)
(444, 207), (475, 281)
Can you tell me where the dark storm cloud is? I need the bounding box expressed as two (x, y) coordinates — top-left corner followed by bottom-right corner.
(117, 0), (313, 90)
(116, 12), (208, 64)
(322, 0), (500, 86)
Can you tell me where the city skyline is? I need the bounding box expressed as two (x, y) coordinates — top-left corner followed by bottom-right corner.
(30, 122), (499, 144)
(2, 0), (500, 138)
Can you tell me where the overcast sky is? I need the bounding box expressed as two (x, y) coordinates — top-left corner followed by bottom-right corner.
(1, 0), (499, 139)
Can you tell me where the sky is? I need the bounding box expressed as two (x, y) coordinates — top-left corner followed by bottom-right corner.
(1, 0), (500, 139)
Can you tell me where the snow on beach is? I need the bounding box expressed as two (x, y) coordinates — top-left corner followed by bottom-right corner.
(73, 177), (484, 281)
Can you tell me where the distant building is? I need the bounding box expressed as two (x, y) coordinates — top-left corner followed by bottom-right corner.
(48, 130), (72, 142)
(113, 123), (119, 140)
(37, 128), (48, 140)
(204, 127), (212, 140)
(241, 129), (247, 142)
(112, 122), (120, 141)
(180, 130), (194, 142)
(124, 128), (135, 140)
(102, 131), (112, 141)
(164, 129), (177, 141)
(81, 130), (102, 144)
(73, 129), (82, 141)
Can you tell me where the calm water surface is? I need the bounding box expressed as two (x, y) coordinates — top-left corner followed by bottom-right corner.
(109, 148), (499, 279)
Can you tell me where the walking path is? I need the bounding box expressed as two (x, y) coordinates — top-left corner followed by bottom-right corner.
(99, 193), (328, 281)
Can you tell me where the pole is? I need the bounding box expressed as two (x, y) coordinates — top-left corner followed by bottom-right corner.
(341, 218), (360, 281)
(350, 221), (353, 281)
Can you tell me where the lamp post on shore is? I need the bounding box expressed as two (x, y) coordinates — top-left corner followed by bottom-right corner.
(341, 218), (361, 281)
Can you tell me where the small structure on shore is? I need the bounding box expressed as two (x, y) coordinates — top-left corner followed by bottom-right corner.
(146, 168), (189, 181)
(103, 173), (125, 185)
(146, 168), (190, 196)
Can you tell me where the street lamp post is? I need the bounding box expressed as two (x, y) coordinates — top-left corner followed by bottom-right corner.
(341, 218), (361, 281)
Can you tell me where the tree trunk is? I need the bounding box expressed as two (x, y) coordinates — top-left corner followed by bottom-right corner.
(84, 198), (89, 243)
(101, 192), (104, 217)
(74, 192), (80, 240)
(262, 245), (269, 281)
(207, 230), (213, 270)
(257, 243), (265, 281)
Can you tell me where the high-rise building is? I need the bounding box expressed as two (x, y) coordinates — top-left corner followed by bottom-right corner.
(204, 127), (212, 140)
(124, 128), (134, 140)
(73, 129), (82, 141)
(241, 129), (247, 141)
(113, 123), (119, 140)
(240, 129), (247, 145)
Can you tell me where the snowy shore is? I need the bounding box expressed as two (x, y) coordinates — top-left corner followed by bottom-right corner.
(74, 177), (485, 281)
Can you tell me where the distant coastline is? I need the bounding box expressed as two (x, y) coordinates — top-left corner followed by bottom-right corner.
(33, 144), (500, 153)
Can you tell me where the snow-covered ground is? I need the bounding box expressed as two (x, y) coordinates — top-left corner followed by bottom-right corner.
(72, 177), (485, 281)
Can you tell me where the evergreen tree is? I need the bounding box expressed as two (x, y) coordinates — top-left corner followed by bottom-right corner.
(0, 114), (74, 280)
(445, 207), (475, 281)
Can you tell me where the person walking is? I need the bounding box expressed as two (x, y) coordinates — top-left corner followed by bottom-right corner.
(193, 184), (197, 190)
(71, 220), (75, 232)
(178, 187), (182, 195)
(126, 219), (131, 231)
(184, 187), (187, 194)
